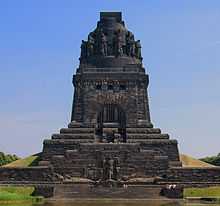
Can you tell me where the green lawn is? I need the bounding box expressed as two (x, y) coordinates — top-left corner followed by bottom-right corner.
(184, 186), (220, 197)
(0, 186), (43, 203)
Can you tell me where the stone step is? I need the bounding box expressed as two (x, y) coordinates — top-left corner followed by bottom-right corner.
(63, 149), (155, 159)
(54, 184), (164, 199)
(44, 139), (94, 146)
(126, 128), (161, 134)
(58, 160), (97, 166)
(59, 129), (164, 136)
(126, 155), (168, 162)
(59, 157), (168, 166)
(64, 149), (159, 157)
(139, 149), (161, 155)
(127, 139), (172, 143)
(69, 158), (96, 164)
(125, 158), (168, 165)
(119, 163), (152, 168)
(52, 134), (169, 141)
(52, 133), (94, 139)
(169, 161), (182, 167)
(72, 139), (94, 143)
(68, 122), (84, 128)
(126, 156), (158, 162)
(60, 127), (162, 134)
(60, 154), (168, 164)
(52, 163), (95, 168)
(65, 153), (131, 161)
(128, 153), (159, 159)
(65, 150), (98, 159)
(127, 134), (169, 139)
(54, 167), (84, 176)
(65, 154), (93, 160)
(79, 143), (140, 152)
(60, 127), (161, 134)
(60, 128), (94, 134)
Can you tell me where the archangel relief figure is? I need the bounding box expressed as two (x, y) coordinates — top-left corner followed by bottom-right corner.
(126, 31), (135, 57)
(115, 29), (124, 57)
(99, 29), (108, 56)
(80, 40), (87, 58)
(87, 32), (95, 57)
(135, 40), (142, 59)
(80, 27), (142, 60)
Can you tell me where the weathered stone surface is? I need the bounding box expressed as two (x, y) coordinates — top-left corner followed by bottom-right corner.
(167, 168), (220, 182)
(0, 167), (54, 182)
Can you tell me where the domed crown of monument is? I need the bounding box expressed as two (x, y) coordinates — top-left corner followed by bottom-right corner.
(80, 12), (143, 68)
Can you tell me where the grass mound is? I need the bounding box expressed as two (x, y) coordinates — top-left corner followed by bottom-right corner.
(0, 186), (43, 203)
(3, 154), (40, 168)
(0, 186), (34, 195)
(180, 154), (215, 167)
(184, 186), (220, 197)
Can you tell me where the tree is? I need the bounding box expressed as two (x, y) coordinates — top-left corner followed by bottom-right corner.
(200, 154), (220, 166)
(0, 152), (19, 166)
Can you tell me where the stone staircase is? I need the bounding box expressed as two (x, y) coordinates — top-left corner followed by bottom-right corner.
(41, 125), (181, 178)
(53, 184), (165, 199)
(50, 126), (170, 142)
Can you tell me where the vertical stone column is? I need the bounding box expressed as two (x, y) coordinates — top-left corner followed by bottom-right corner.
(144, 89), (152, 126)
(71, 75), (84, 123)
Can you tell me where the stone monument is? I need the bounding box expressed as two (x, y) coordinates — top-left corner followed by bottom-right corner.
(40, 12), (182, 181)
(1, 12), (220, 199)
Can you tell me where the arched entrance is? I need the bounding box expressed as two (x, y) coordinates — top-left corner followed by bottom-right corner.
(95, 104), (126, 143)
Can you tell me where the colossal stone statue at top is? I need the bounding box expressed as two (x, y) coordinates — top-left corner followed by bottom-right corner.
(79, 12), (143, 68)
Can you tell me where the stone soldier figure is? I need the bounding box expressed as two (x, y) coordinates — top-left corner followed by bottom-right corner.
(87, 32), (95, 57)
(112, 158), (119, 180)
(135, 40), (142, 59)
(109, 159), (114, 180)
(80, 40), (87, 58)
(126, 31), (135, 56)
(103, 157), (111, 180)
(99, 29), (108, 56)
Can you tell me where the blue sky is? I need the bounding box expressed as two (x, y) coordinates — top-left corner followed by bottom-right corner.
(0, 1), (220, 158)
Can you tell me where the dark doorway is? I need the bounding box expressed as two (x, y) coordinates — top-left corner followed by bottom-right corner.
(96, 104), (126, 142)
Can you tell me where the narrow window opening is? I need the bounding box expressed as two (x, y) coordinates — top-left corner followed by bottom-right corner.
(108, 85), (113, 90)
(120, 85), (126, 90)
(96, 85), (102, 90)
